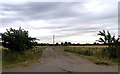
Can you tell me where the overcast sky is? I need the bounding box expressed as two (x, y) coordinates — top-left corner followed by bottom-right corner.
(0, 0), (119, 44)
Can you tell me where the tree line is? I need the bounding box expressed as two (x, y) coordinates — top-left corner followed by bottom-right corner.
(0, 27), (120, 53)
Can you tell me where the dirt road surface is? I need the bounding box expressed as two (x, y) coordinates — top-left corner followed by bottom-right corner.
(3, 47), (118, 72)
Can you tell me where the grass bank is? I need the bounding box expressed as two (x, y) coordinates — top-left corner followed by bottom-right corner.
(2, 46), (46, 68)
(55, 46), (119, 66)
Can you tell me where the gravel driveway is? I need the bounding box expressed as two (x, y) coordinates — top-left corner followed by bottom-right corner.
(3, 47), (118, 72)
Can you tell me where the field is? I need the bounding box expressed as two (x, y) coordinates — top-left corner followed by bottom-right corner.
(55, 45), (119, 65)
(69, 45), (108, 48)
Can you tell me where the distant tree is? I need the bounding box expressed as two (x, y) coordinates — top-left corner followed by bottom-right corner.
(55, 42), (59, 46)
(63, 42), (71, 46)
(1, 27), (37, 52)
(64, 42), (68, 46)
(93, 42), (97, 45)
(61, 42), (64, 46)
(77, 43), (80, 45)
(68, 42), (71, 45)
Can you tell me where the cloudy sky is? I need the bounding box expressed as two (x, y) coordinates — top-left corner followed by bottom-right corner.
(0, 0), (119, 44)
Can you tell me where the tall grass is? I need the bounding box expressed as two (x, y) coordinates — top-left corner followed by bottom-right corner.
(57, 46), (103, 56)
(56, 46), (119, 65)
(2, 46), (46, 68)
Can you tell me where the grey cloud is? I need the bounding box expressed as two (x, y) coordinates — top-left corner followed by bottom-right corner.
(1, 2), (85, 23)
(31, 25), (70, 30)
(1, 2), (118, 43)
(2, 2), (117, 24)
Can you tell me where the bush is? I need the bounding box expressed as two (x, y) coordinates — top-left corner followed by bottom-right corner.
(101, 47), (120, 59)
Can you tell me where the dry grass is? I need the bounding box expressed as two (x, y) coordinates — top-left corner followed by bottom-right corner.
(2, 46), (46, 68)
(69, 45), (108, 48)
(0, 46), (3, 50)
(35, 46), (48, 48)
(58, 46), (118, 65)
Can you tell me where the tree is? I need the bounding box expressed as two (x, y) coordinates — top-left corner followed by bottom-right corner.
(97, 30), (120, 59)
(55, 42), (59, 46)
(61, 42), (64, 46)
(1, 27), (37, 52)
(97, 30), (119, 47)
(93, 42), (97, 45)
(64, 42), (68, 46)
(68, 42), (71, 45)
(63, 42), (71, 46)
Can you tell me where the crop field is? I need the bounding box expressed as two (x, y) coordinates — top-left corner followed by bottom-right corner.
(55, 46), (119, 65)
(55, 46), (107, 59)
(69, 45), (108, 48)
(56, 45), (108, 52)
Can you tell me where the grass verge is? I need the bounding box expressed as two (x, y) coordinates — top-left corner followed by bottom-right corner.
(75, 54), (117, 66)
(2, 46), (46, 68)
(55, 46), (119, 66)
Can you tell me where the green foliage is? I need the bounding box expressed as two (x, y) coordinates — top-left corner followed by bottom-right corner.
(97, 30), (119, 47)
(101, 47), (120, 60)
(60, 42), (71, 46)
(2, 46), (45, 68)
(1, 27), (37, 52)
(97, 30), (120, 62)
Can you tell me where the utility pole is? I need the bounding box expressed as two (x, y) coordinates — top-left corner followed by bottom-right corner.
(53, 34), (55, 46)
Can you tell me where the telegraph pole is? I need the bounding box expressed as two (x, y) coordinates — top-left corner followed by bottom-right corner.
(53, 34), (55, 46)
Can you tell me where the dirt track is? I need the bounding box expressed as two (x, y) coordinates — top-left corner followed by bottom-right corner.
(3, 47), (118, 72)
